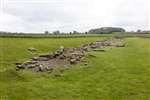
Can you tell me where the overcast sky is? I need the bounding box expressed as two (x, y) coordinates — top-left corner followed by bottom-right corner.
(0, 0), (149, 33)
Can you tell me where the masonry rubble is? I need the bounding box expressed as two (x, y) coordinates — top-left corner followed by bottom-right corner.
(16, 38), (125, 72)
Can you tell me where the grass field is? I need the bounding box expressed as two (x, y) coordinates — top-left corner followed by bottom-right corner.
(0, 37), (150, 100)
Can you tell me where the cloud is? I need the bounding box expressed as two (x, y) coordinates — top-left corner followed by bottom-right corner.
(0, 13), (27, 32)
(0, 0), (149, 32)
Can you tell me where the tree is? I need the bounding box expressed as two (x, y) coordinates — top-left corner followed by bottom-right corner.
(137, 29), (141, 33)
(69, 32), (72, 35)
(44, 31), (49, 34)
(85, 32), (88, 34)
(53, 30), (60, 35)
(73, 31), (78, 34)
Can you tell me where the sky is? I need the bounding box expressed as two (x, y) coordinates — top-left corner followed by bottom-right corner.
(0, 0), (149, 33)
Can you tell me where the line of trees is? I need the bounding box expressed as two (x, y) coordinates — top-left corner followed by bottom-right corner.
(44, 30), (82, 35)
(88, 27), (126, 34)
(1, 27), (149, 35)
(44, 27), (126, 35)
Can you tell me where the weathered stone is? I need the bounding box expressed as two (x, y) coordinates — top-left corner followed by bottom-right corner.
(82, 47), (89, 51)
(28, 47), (37, 52)
(15, 63), (24, 69)
(24, 61), (38, 64)
(32, 57), (49, 61)
(39, 65), (48, 72)
(101, 41), (110, 46)
(32, 64), (49, 72)
(25, 64), (37, 68)
(31, 57), (39, 61)
(39, 53), (54, 59)
(59, 55), (66, 59)
(75, 56), (80, 61)
(15, 62), (22, 65)
(90, 45), (97, 49)
(59, 46), (64, 52)
(53, 51), (61, 58)
(95, 41), (103, 46)
(33, 67), (40, 72)
(16, 64), (24, 69)
(47, 64), (53, 68)
(71, 52), (83, 56)
(70, 59), (78, 64)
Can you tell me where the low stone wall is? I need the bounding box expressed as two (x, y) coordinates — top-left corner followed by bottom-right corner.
(16, 38), (125, 73)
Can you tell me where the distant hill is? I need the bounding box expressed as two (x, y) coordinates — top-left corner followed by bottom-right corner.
(88, 27), (126, 34)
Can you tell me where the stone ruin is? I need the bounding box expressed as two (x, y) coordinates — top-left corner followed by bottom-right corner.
(15, 38), (125, 73)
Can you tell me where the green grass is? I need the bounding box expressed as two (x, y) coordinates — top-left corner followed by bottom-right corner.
(0, 37), (150, 100)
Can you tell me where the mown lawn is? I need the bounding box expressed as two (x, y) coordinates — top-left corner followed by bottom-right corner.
(0, 37), (150, 100)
